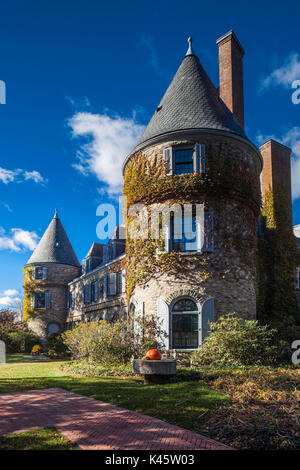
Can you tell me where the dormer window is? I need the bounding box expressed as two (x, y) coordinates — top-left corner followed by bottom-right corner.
(163, 144), (205, 176)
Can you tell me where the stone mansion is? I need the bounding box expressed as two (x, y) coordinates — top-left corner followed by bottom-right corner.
(23, 31), (300, 348)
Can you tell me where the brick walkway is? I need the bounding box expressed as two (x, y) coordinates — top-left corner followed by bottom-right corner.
(0, 388), (231, 450)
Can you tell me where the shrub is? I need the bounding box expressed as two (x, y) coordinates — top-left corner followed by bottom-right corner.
(47, 333), (69, 358)
(0, 308), (40, 353)
(63, 319), (136, 365)
(31, 344), (42, 356)
(191, 314), (277, 368)
(2, 330), (40, 353)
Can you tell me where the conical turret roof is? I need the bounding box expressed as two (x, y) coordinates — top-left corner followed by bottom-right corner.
(26, 210), (80, 267)
(136, 39), (247, 148)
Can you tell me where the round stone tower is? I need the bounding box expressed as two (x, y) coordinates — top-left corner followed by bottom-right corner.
(23, 210), (81, 343)
(123, 35), (262, 351)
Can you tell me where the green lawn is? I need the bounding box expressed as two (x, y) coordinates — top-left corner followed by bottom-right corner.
(0, 359), (228, 434)
(0, 428), (78, 450)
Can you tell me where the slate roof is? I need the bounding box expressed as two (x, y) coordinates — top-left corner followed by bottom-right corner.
(136, 49), (247, 148)
(26, 212), (80, 267)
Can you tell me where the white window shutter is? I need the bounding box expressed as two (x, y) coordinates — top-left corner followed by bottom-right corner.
(134, 301), (144, 342)
(103, 276), (108, 299)
(194, 144), (201, 173)
(31, 296), (35, 309)
(42, 267), (48, 280)
(201, 298), (214, 344)
(157, 298), (169, 350)
(45, 292), (51, 309)
(122, 270), (126, 293)
(32, 268), (36, 280)
(163, 147), (173, 176)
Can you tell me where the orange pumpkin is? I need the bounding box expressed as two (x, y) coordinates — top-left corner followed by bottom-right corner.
(146, 349), (162, 360)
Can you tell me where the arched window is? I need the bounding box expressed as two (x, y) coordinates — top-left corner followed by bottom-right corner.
(47, 322), (60, 336)
(171, 298), (199, 349)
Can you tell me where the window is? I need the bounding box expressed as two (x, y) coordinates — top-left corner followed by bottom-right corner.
(296, 267), (300, 289)
(34, 291), (50, 309)
(35, 292), (46, 308)
(33, 267), (47, 280)
(116, 271), (122, 294)
(174, 148), (194, 175)
(91, 281), (98, 302)
(168, 208), (214, 253)
(163, 144), (205, 176)
(68, 292), (74, 309)
(171, 299), (199, 349)
(83, 284), (91, 304)
(108, 273), (116, 296)
(171, 208), (197, 252)
(99, 280), (104, 298)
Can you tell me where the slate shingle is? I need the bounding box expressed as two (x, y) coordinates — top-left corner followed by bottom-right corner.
(137, 53), (247, 148)
(26, 213), (80, 267)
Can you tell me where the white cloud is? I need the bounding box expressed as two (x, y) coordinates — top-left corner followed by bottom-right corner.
(0, 167), (47, 185)
(0, 167), (18, 184)
(69, 112), (145, 194)
(261, 53), (300, 90)
(3, 289), (20, 296)
(0, 227), (39, 252)
(0, 289), (21, 308)
(257, 127), (300, 199)
(24, 170), (47, 184)
(0, 296), (21, 307)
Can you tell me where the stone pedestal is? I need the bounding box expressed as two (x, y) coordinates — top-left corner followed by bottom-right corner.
(132, 359), (176, 385)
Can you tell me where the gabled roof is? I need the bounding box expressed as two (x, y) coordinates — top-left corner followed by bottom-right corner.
(86, 242), (104, 258)
(135, 40), (247, 149)
(26, 211), (80, 267)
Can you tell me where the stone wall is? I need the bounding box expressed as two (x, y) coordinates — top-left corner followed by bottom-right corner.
(25, 263), (81, 343)
(125, 132), (261, 324)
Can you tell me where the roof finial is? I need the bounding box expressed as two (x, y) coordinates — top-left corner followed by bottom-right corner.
(54, 208), (58, 218)
(186, 37), (194, 56)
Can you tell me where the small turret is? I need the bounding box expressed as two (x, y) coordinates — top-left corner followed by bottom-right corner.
(23, 210), (81, 343)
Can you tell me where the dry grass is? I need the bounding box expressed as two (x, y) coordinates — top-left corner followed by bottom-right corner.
(199, 367), (300, 449)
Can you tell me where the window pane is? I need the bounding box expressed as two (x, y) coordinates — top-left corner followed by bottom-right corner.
(173, 299), (198, 312)
(171, 210), (197, 252)
(175, 149), (193, 175)
(36, 292), (46, 308)
(35, 267), (43, 279)
(172, 314), (198, 349)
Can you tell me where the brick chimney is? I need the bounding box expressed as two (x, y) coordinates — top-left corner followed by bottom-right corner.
(216, 30), (245, 128)
(260, 139), (293, 226)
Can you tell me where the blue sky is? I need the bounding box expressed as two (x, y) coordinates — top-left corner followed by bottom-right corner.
(1, 0), (300, 307)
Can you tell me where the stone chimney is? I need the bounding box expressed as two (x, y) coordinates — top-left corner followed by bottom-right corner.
(260, 139), (293, 226)
(216, 30), (245, 128)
